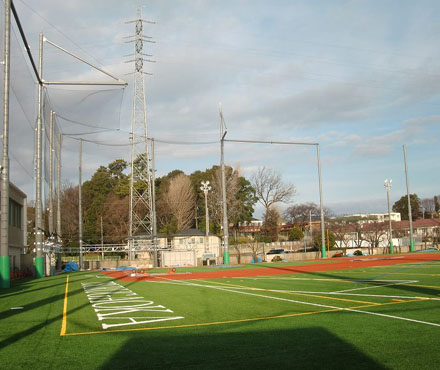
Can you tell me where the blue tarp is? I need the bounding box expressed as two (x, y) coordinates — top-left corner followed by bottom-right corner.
(63, 261), (79, 272)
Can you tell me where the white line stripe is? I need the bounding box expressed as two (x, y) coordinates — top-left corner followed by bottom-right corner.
(237, 277), (413, 283)
(155, 278), (440, 328)
(332, 280), (418, 293)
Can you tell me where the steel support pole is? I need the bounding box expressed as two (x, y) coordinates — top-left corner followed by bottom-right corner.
(403, 145), (414, 252)
(151, 138), (158, 267)
(385, 180), (394, 254)
(220, 130), (229, 265)
(317, 145), (326, 258)
(56, 132), (62, 271)
(35, 33), (44, 278)
(78, 139), (83, 270)
(48, 111), (54, 237)
(0, 0), (11, 288)
(56, 132), (62, 240)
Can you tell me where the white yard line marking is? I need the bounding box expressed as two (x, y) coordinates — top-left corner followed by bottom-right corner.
(154, 277), (440, 328)
(332, 280), (418, 293)
(237, 277), (413, 283)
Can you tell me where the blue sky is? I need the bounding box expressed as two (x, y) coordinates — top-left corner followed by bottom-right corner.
(7, 0), (440, 217)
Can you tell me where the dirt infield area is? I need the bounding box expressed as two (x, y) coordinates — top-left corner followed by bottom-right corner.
(102, 253), (439, 282)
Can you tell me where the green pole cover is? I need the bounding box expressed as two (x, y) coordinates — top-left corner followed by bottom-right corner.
(321, 245), (326, 258)
(390, 240), (394, 254)
(35, 256), (44, 278)
(224, 251), (230, 265)
(0, 256), (10, 289)
(410, 240), (415, 252)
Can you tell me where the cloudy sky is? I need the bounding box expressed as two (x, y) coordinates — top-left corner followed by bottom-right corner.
(6, 0), (440, 216)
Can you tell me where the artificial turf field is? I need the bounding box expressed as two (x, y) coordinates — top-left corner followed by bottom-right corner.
(0, 253), (439, 369)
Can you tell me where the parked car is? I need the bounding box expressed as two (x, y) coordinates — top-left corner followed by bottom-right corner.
(266, 249), (285, 255)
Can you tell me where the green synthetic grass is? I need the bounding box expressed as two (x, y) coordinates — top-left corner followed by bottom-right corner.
(0, 258), (439, 370)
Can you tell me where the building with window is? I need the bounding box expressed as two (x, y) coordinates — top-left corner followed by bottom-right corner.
(1, 183), (27, 271)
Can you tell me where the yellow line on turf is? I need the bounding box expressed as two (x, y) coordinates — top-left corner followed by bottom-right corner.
(60, 275), (69, 336)
(61, 304), (374, 337)
(197, 279), (381, 306)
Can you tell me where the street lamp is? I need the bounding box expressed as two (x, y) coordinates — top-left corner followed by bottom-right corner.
(200, 181), (211, 253)
(384, 179), (393, 254)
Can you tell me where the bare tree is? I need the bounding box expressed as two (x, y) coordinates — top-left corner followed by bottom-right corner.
(166, 173), (196, 232)
(208, 166), (241, 227)
(421, 198), (435, 217)
(251, 167), (295, 215)
(361, 221), (388, 254)
(60, 182), (80, 245)
(101, 194), (129, 243)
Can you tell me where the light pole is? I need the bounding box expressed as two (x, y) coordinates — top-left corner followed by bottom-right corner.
(200, 181), (211, 253)
(384, 179), (393, 254)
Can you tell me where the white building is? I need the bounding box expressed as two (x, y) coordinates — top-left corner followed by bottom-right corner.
(344, 212), (401, 223)
(0, 183), (27, 271)
(172, 228), (221, 265)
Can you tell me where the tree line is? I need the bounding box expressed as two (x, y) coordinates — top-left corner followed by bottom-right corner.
(30, 157), (295, 247)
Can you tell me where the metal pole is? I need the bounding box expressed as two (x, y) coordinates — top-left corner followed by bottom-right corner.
(220, 108), (229, 265)
(403, 145), (414, 252)
(0, 0), (11, 288)
(317, 145), (326, 258)
(35, 32), (44, 278)
(78, 139), (83, 270)
(151, 138), (158, 267)
(200, 181), (211, 254)
(56, 131), (62, 271)
(384, 179), (394, 254)
(100, 216), (104, 259)
(56, 132), (62, 242)
(48, 111), (54, 238)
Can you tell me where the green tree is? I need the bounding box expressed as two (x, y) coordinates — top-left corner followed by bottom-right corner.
(288, 226), (304, 241)
(434, 196), (440, 213)
(313, 231), (336, 250)
(82, 159), (128, 242)
(392, 194), (421, 221)
(261, 207), (280, 242)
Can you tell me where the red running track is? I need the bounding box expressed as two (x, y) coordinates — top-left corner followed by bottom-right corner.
(102, 253), (439, 282)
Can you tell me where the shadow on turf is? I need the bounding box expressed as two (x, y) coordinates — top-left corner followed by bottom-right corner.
(254, 263), (440, 297)
(0, 272), (136, 351)
(99, 326), (388, 370)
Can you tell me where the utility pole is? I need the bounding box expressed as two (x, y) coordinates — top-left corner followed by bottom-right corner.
(403, 145), (414, 252)
(151, 138), (158, 267)
(219, 106), (230, 265)
(35, 32), (44, 278)
(317, 145), (326, 258)
(200, 181), (211, 253)
(56, 131), (62, 271)
(384, 179), (393, 254)
(78, 139), (83, 270)
(100, 216), (104, 259)
(126, 8), (155, 260)
(0, 0), (11, 288)
(48, 111), (54, 239)
(56, 132), (62, 242)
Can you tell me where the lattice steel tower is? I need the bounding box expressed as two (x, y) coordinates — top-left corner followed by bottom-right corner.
(127, 8), (155, 256)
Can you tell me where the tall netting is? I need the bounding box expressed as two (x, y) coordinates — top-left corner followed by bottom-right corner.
(0, 3), (127, 254)
(0, 5), (39, 198)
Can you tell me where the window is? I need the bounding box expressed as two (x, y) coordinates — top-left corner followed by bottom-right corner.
(8, 199), (22, 228)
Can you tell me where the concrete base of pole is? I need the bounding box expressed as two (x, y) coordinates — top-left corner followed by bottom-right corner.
(35, 256), (44, 278)
(409, 240), (414, 252)
(321, 246), (326, 258)
(0, 256), (10, 288)
(390, 241), (394, 254)
(224, 251), (230, 265)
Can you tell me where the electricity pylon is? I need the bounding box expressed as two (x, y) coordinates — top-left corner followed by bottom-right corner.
(126, 8), (155, 259)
